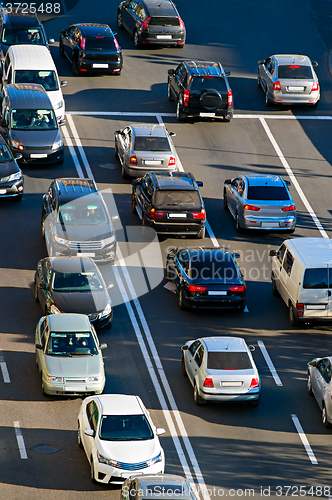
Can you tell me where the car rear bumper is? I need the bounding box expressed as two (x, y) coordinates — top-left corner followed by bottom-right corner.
(271, 91), (320, 105)
(79, 58), (123, 73)
(182, 105), (233, 118)
(242, 215), (296, 230)
(125, 165), (177, 178)
(200, 387), (260, 402)
(147, 220), (204, 236)
(183, 295), (245, 309)
(141, 31), (185, 46)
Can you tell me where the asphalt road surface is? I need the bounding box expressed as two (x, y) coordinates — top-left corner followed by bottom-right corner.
(1, 0), (332, 499)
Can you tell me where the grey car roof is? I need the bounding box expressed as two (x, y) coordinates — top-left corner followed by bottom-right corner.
(47, 313), (92, 332)
(273, 54), (311, 66)
(200, 336), (247, 352)
(244, 174), (285, 187)
(5, 83), (52, 109)
(128, 474), (192, 498)
(130, 124), (168, 138)
(49, 256), (98, 274)
(144, 0), (178, 16)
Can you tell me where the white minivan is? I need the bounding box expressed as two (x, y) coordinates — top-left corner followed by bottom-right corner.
(270, 237), (332, 326)
(2, 44), (67, 121)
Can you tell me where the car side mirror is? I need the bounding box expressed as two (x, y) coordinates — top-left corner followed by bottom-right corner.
(181, 345), (188, 351)
(269, 250), (277, 257)
(169, 132), (176, 137)
(168, 69), (175, 75)
(84, 429), (95, 437)
(107, 283), (114, 289)
(132, 179), (141, 186)
(60, 80), (67, 87)
(3, 79), (7, 86)
(99, 343), (107, 350)
(48, 38), (55, 44)
(113, 32), (117, 36)
(114, 130), (122, 134)
(35, 344), (43, 350)
(257, 59), (265, 65)
(224, 179), (232, 184)
(283, 179), (291, 186)
(156, 428), (166, 436)
(232, 252), (240, 259)
(308, 360), (317, 366)
(249, 345), (255, 352)
(59, 119), (66, 127)
(196, 181), (203, 187)
(14, 153), (22, 160)
(225, 70), (231, 76)
(312, 61), (319, 67)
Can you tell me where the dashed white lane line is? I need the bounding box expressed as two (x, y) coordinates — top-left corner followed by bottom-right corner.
(14, 421), (28, 459)
(291, 414), (318, 464)
(0, 354), (10, 383)
(257, 340), (282, 386)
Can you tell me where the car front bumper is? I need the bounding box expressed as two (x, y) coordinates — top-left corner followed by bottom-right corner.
(48, 240), (116, 263)
(0, 178), (24, 198)
(43, 377), (105, 396)
(94, 456), (165, 484)
(14, 146), (64, 164)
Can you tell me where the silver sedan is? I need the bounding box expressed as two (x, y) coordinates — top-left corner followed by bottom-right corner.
(114, 123), (178, 179)
(308, 357), (332, 428)
(223, 174), (297, 233)
(258, 54), (320, 107)
(181, 336), (261, 405)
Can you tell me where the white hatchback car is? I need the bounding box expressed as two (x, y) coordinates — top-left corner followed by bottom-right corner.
(78, 394), (166, 484)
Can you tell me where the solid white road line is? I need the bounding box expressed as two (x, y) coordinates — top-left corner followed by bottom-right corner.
(257, 340), (283, 386)
(61, 126), (84, 178)
(0, 354), (10, 383)
(13, 421), (28, 459)
(66, 115), (94, 179)
(291, 414), (318, 465)
(259, 117), (328, 239)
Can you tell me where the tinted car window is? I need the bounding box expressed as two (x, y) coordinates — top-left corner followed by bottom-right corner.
(99, 415), (153, 441)
(14, 70), (59, 91)
(190, 253), (238, 280)
(46, 332), (98, 355)
(282, 251), (294, 276)
(277, 65), (313, 79)
(52, 271), (103, 291)
(85, 37), (116, 50)
(11, 109), (57, 131)
(149, 16), (179, 26)
(247, 186), (289, 201)
(0, 142), (13, 161)
(134, 136), (170, 152)
(154, 190), (201, 208)
(303, 268), (331, 289)
(57, 203), (108, 224)
(2, 27), (46, 45)
(190, 77), (227, 92)
(207, 351), (252, 370)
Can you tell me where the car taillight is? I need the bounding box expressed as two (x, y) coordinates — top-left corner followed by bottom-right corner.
(129, 155), (137, 165)
(312, 82), (319, 92)
(178, 17), (185, 28)
(243, 204), (260, 211)
(203, 377), (214, 388)
(273, 80), (281, 91)
(80, 37), (86, 50)
(168, 156), (176, 166)
(229, 285), (245, 292)
(281, 205), (296, 212)
(192, 210), (206, 219)
(249, 378), (259, 389)
(183, 89), (190, 105)
(142, 16), (151, 28)
(114, 37), (120, 51)
(148, 208), (164, 219)
(189, 285), (206, 292)
(296, 303), (304, 316)
(227, 90), (233, 107)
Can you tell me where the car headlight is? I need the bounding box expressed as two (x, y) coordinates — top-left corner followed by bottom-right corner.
(1, 171), (22, 183)
(52, 139), (63, 150)
(53, 233), (67, 245)
(101, 302), (112, 317)
(86, 375), (102, 383)
(146, 452), (162, 466)
(54, 100), (64, 110)
(50, 304), (61, 314)
(45, 375), (64, 383)
(12, 140), (24, 150)
(102, 235), (115, 247)
(97, 451), (120, 467)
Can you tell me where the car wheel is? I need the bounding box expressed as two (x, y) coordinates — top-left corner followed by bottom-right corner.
(90, 457), (96, 483)
(271, 277), (279, 297)
(117, 11), (124, 29)
(121, 163), (130, 180)
(257, 74), (261, 89)
(194, 383), (205, 406)
(72, 59), (80, 76)
(130, 192), (136, 214)
(41, 376), (48, 396)
(167, 82), (173, 101)
(181, 354), (187, 377)
(223, 190), (228, 211)
(59, 41), (65, 57)
(33, 281), (39, 303)
(77, 422), (83, 448)
(235, 213), (243, 233)
(133, 30), (142, 48)
(289, 303), (299, 326)
(322, 404), (332, 428)
(178, 287), (187, 310)
(196, 227), (205, 239)
(40, 217), (45, 239)
(307, 373), (313, 396)
(265, 89), (271, 107)
(176, 100), (185, 121)
(141, 216), (149, 239)
(114, 143), (119, 159)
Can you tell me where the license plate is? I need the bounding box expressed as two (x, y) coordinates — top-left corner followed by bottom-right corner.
(200, 112), (216, 117)
(168, 213), (187, 218)
(306, 305), (326, 310)
(221, 381), (243, 387)
(93, 64), (108, 68)
(77, 252), (96, 257)
(156, 35), (172, 39)
(143, 160), (162, 166)
(287, 86), (305, 92)
(0, 189), (6, 194)
(31, 153), (48, 158)
(65, 386), (83, 392)
(208, 291), (227, 296)
(261, 222), (279, 228)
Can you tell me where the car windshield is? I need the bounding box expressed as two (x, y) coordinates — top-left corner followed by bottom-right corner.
(303, 268), (332, 289)
(2, 27), (46, 45)
(207, 352), (252, 370)
(190, 76), (227, 92)
(57, 203), (108, 225)
(52, 271), (103, 292)
(46, 332), (98, 356)
(154, 190), (201, 209)
(14, 70), (59, 91)
(11, 109), (58, 131)
(189, 251), (238, 280)
(277, 65), (313, 79)
(0, 143), (13, 162)
(85, 37), (116, 50)
(134, 136), (171, 152)
(247, 185), (289, 201)
(99, 414), (153, 441)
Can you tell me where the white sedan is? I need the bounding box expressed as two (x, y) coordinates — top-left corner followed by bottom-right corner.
(77, 394), (166, 484)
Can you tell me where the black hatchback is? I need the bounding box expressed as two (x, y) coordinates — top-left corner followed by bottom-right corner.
(117, 0), (185, 48)
(59, 23), (123, 75)
(166, 247), (246, 310)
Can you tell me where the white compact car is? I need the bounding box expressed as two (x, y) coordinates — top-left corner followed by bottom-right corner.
(78, 394), (166, 484)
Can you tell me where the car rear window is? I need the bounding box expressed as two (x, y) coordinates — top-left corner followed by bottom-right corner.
(190, 253), (238, 280)
(85, 37), (116, 51)
(277, 65), (313, 79)
(303, 268), (332, 289)
(247, 186), (289, 201)
(190, 77), (227, 92)
(154, 190), (201, 208)
(149, 16), (179, 26)
(134, 136), (171, 152)
(207, 352), (252, 370)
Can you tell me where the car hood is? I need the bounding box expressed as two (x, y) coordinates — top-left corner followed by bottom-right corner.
(45, 354), (104, 377)
(0, 159), (20, 177)
(54, 223), (114, 242)
(10, 129), (60, 147)
(52, 290), (109, 314)
(98, 438), (161, 463)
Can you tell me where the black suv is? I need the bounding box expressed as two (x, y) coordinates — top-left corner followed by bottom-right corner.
(117, 0), (185, 49)
(0, 8), (53, 60)
(131, 171), (206, 238)
(41, 178), (117, 263)
(59, 23), (123, 76)
(167, 61), (234, 122)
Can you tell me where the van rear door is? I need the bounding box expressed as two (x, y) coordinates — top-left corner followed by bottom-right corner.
(300, 267), (332, 318)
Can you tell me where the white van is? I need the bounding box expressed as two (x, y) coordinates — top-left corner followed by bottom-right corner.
(270, 237), (332, 326)
(2, 44), (67, 121)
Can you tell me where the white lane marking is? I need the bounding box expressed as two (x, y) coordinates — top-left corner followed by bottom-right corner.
(66, 118), (208, 500)
(0, 354), (10, 383)
(291, 414), (318, 464)
(259, 117), (328, 238)
(66, 115), (94, 179)
(61, 126), (84, 178)
(257, 340), (283, 386)
(164, 281), (177, 293)
(244, 305), (249, 312)
(205, 220), (219, 247)
(13, 421), (28, 459)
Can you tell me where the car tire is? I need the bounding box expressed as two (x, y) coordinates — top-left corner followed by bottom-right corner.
(41, 376), (48, 396)
(257, 74), (261, 89)
(178, 287), (187, 310)
(33, 281), (39, 303)
(223, 190), (228, 211)
(181, 354), (187, 377)
(40, 217), (45, 239)
(237, 303), (245, 312)
(271, 277), (279, 297)
(117, 11), (124, 29)
(194, 383), (205, 406)
(167, 81), (173, 101)
(90, 457), (96, 483)
(72, 59), (80, 76)
(59, 41), (65, 58)
(289, 303), (299, 326)
(265, 89), (272, 107)
(251, 397), (260, 406)
(141, 216), (149, 239)
(133, 30), (142, 49)
(307, 373), (313, 396)
(114, 143), (119, 159)
(121, 163), (130, 180)
(176, 100), (185, 121)
(196, 227), (205, 239)
(130, 193), (136, 214)
(286, 228), (295, 234)
(235, 213), (243, 233)
(77, 422), (83, 449)
(322, 404), (332, 428)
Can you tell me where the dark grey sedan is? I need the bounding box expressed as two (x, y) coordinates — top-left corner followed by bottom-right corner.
(308, 357), (332, 428)
(223, 174), (296, 233)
